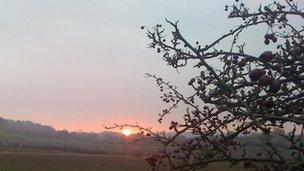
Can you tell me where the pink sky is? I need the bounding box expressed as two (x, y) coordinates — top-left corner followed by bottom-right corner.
(0, 0), (299, 132)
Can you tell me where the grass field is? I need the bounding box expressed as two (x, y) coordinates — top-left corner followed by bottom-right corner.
(0, 152), (150, 171)
(0, 150), (245, 171)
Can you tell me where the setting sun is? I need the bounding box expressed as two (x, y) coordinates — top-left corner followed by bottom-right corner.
(122, 129), (132, 136)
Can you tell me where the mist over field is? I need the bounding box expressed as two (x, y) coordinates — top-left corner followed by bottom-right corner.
(0, 117), (289, 171)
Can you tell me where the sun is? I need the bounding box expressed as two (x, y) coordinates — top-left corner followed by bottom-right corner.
(122, 129), (132, 136)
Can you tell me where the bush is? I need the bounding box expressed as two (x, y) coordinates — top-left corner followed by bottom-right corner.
(111, 0), (304, 170)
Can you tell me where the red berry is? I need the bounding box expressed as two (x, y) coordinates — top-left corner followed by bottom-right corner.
(269, 80), (281, 93)
(264, 34), (271, 39)
(264, 99), (275, 108)
(259, 75), (272, 86)
(249, 69), (266, 81)
(259, 51), (274, 63)
(273, 64), (282, 72)
(264, 39), (270, 45)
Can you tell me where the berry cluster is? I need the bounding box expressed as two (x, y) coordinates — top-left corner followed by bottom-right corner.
(264, 33), (277, 45)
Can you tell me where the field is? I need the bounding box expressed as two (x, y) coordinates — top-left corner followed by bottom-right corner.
(0, 149), (245, 171)
(0, 151), (150, 171)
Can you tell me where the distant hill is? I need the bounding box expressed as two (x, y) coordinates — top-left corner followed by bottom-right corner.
(0, 117), (159, 155)
(0, 117), (56, 136)
(0, 117), (290, 156)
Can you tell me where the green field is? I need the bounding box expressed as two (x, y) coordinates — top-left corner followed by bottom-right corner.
(0, 150), (246, 171)
(0, 152), (150, 171)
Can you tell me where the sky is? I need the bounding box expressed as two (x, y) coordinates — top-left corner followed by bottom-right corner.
(0, 0), (286, 132)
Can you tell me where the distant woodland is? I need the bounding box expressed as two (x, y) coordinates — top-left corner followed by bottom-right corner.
(0, 117), (296, 157)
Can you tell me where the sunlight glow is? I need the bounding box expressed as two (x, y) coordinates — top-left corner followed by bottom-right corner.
(122, 129), (132, 136)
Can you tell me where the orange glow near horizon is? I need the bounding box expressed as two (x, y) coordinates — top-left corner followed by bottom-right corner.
(1, 114), (170, 133)
(45, 120), (169, 133)
(122, 129), (132, 136)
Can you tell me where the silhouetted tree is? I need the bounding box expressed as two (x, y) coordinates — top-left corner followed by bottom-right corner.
(108, 0), (304, 170)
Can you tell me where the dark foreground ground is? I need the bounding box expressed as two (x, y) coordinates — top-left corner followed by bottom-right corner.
(0, 150), (245, 171)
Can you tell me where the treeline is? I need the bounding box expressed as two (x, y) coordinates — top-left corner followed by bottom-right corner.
(0, 117), (297, 155)
(0, 117), (159, 155)
(0, 117), (122, 142)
